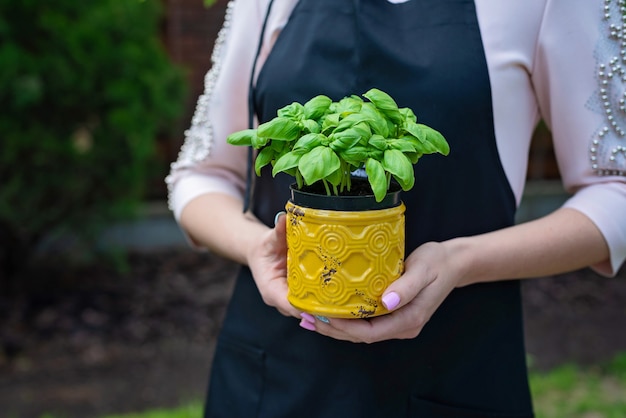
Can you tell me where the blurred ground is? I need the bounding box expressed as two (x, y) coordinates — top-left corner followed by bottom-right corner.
(0, 250), (238, 418)
(523, 265), (626, 370)
(0, 249), (625, 418)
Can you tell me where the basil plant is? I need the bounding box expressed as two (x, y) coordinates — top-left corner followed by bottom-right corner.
(227, 88), (449, 202)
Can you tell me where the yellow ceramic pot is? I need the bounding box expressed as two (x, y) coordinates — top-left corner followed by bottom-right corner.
(285, 187), (405, 319)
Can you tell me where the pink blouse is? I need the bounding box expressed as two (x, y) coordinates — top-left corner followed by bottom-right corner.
(166, 0), (626, 276)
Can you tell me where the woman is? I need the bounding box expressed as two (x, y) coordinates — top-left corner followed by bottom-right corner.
(166, 0), (626, 416)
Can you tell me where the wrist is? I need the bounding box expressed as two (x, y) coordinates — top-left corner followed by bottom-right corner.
(242, 217), (270, 266)
(442, 236), (480, 288)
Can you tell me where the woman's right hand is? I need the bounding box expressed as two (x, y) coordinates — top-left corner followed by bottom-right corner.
(246, 212), (301, 318)
(180, 194), (300, 318)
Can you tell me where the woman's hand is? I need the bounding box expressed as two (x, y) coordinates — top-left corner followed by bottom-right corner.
(181, 194), (302, 319)
(184, 193), (610, 340)
(302, 241), (462, 343)
(246, 212), (301, 318)
(300, 208), (612, 342)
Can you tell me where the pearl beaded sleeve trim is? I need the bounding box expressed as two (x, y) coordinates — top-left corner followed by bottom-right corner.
(589, 0), (626, 176)
(165, 1), (235, 208)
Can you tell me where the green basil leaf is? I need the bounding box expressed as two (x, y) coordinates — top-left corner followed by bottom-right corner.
(293, 133), (324, 154)
(382, 149), (415, 191)
(362, 88), (403, 125)
(251, 132), (269, 148)
(412, 136), (439, 154)
(399, 107), (417, 123)
(417, 124), (450, 155)
(269, 139), (287, 153)
(226, 129), (256, 146)
(387, 118), (399, 138)
(406, 151), (421, 164)
(321, 113), (340, 134)
(302, 119), (321, 133)
(367, 148), (384, 161)
(365, 158), (387, 202)
(338, 145), (368, 166)
(404, 122), (449, 155)
(388, 138), (417, 153)
(334, 113), (372, 132)
(326, 167), (343, 186)
(334, 96), (363, 116)
(272, 151), (301, 177)
(330, 129), (364, 153)
(254, 147), (274, 176)
(397, 138), (423, 163)
(303, 95), (332, 120)
(277, 102), (304, 120)
(368, 134), (388, 151)
(258, 117), (301, 141)
(351, 121), (372, 140)
(360, 102), (390, 137)
(298, 146), (341, 185)
(403, 120), (422, 141)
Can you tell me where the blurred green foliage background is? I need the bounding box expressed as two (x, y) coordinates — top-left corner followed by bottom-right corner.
(0, 0), (187, 278)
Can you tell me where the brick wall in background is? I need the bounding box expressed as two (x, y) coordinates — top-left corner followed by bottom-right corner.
(151, 0), (228, 198)
(163, 0), (229, 148)
(527, 122), (560, 181)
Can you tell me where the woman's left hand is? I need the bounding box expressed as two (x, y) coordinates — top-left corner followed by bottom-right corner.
(302, 241), (461, 343)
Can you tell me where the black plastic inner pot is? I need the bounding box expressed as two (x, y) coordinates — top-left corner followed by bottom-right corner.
(289, 178), (402, 211)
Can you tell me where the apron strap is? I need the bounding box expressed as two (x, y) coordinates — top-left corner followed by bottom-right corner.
(243, 0), (276, 213)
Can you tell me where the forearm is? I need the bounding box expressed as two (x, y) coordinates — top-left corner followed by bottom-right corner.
(449, 207), (610, 286)
(179, 192), (269, 265)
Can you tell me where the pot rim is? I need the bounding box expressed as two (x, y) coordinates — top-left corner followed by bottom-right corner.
(289, 180), (402, 211)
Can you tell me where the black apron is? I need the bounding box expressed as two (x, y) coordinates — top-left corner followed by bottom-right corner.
(206, 1), (533, 416)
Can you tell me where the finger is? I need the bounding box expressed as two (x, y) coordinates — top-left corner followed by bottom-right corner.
(272, 298), (301, 318)
(380, 254), (436, 313)
(263, 277), (302, 318)
(273, 211), (288, 253)
(274, 210), (286, 227)
(275, 298), (301, 318)
(305, 317), (383, 343)
(310, 302), (430, 343)
(278, 302), (302, 318)
(378, 278), (422, 315)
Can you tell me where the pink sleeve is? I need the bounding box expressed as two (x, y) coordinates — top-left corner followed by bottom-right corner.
(532, 0), (626, 275)
(165, 0), (296, 221)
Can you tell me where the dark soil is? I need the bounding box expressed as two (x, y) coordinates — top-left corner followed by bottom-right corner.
(1, 249), (625, 418)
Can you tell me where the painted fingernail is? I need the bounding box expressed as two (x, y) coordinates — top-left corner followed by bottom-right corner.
(300, 312), (316, 324)
(299, 319), (316, 331)
(315, 315), (330, 324)
(274, 211), (286, 226)
(382, 292), (400, 311)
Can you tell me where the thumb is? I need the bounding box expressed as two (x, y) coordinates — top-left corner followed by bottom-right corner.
(273, 211), (287, 251)
(380, 270), (426, 312)
(381, 288), (403, 312)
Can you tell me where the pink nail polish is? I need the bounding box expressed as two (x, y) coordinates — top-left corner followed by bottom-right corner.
(382, 292), (400, 311)
(299, 319), (316, 331)
(300, 312), (316, 324)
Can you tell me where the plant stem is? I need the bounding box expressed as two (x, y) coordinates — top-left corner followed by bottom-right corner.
(296, 171), (303, 189)
(339, 163), (346, 194)
(322, 179), (331, 196)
